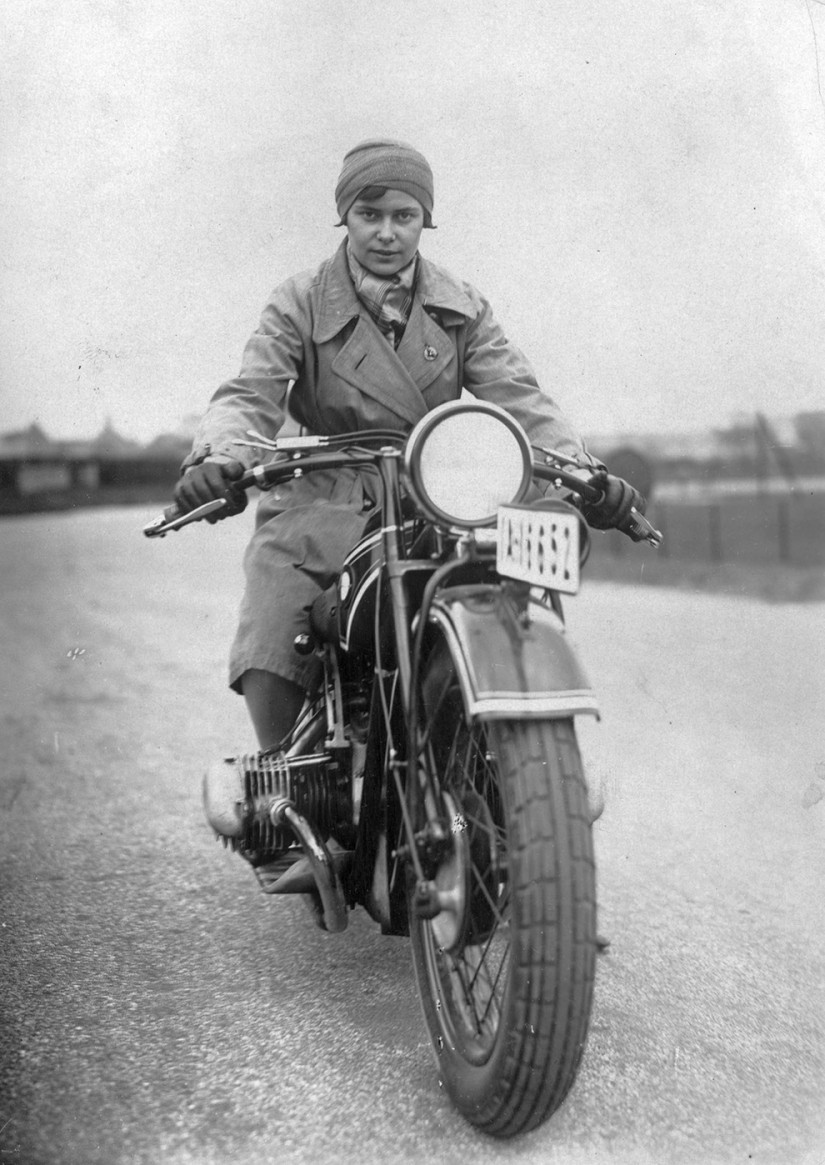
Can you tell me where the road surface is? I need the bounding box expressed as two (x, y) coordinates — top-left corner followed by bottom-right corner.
(1, 505), (823, 1165)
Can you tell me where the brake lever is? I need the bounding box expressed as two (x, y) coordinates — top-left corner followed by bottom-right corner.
(143, 497), (228, 538)
(623, 508), (663, 548)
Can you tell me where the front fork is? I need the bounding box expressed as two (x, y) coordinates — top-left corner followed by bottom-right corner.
(376, 456), (452, 898)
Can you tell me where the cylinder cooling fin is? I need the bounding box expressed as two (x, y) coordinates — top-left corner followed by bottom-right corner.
(204, 751), (352, 860)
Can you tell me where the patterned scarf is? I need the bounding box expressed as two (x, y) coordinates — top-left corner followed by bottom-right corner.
(346, 244), (418, 348)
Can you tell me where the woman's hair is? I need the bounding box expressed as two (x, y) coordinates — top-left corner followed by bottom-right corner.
(349, 185), (432, 227)
(355, 186), (388, 202)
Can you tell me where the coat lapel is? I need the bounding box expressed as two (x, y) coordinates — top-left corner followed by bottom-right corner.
(396, 300), (456, 393)
(330, 315), (429, 427)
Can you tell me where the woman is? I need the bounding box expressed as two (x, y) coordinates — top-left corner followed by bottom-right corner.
(176, 138), (643, 752)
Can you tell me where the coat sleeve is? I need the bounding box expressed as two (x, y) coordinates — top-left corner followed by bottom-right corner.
(460, 291), (599, 468)
(182, 277), (311, 471)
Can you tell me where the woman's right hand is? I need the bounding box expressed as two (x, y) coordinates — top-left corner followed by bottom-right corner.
(174, 459), (247, 519)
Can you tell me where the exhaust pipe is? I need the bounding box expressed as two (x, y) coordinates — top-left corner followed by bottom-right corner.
(268, 798), (349, 933)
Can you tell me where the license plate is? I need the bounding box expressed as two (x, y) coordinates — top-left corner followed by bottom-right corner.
(496, 505), (580, 594)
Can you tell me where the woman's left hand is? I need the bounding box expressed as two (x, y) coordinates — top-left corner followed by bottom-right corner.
(582, 471), (646, 536)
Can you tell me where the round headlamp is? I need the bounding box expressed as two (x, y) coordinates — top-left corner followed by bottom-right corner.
(404, 401), (533, 529)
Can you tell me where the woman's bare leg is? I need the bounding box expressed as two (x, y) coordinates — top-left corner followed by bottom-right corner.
(240, 669), (306, 752)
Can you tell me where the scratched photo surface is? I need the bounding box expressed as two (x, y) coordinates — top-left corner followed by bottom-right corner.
(1, 3), (823, 1164)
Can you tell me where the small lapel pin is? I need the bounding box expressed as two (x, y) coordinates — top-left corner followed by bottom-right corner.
(424, 345), (438, 361)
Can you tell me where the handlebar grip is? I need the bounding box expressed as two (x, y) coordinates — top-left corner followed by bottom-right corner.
(532, 462), (603, 501)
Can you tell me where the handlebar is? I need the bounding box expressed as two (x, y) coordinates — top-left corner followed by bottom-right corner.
(143, 436), (663, 548)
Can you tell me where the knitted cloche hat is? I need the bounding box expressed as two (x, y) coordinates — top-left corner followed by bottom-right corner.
(335, 138), (435, 227)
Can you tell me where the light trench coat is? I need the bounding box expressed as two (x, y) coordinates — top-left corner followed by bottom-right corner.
(185, 240), (592, 693)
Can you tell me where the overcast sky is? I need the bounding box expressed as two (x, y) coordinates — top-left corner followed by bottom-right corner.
(2, 0), (825, 443)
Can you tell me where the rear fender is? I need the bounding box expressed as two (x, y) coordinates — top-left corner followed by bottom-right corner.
(425, 585), (599, 722)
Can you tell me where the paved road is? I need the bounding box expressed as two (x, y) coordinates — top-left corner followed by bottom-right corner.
(1, 506), (823, 1165)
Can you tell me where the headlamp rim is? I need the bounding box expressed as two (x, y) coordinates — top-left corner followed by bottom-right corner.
(403, 401), (533, 530)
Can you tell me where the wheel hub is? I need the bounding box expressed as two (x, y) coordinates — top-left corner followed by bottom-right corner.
(424, 795), (464, 951)
(427, 791), (500, 954)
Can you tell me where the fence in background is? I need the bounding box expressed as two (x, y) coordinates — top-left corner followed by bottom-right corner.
(593, 492), (825, 568)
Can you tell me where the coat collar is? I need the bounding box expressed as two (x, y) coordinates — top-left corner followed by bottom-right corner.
(312, 239), (478, 344)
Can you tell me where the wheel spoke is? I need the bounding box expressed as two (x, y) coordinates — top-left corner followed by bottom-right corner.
(466, 909), (508, 994)
(455, 934), (508, 1036)
(470, 862), (507, 922)
(478, 941), (510, 1029)
(453, 954), (486, 1034)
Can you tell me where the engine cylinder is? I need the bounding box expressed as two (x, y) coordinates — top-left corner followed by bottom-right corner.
(203, 751), (351, 859)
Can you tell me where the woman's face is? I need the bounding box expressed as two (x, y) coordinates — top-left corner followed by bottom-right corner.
(346, 189), (424, 276)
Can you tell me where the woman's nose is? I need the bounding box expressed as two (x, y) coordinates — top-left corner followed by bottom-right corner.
(377, 217), (395, 240)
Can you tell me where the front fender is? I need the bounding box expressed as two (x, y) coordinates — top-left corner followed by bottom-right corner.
(426, 585), (599, 721)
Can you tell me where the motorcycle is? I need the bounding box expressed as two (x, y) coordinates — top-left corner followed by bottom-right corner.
(144, 399), (661, 1138)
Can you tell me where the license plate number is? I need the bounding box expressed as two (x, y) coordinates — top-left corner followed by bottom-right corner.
(496, 506), (580, 594)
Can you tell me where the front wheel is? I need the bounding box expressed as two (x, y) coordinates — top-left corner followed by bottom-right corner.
(410, 662), (596, 1137)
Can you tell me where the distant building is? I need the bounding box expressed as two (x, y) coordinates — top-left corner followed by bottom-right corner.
(141, 432), (191, 461)
(0, 422), (54, 459)
(0, 423), (86, 494)
(0, 419), (142, 461)
(588, 429), (724, 464)
(90, 419), (142, 458)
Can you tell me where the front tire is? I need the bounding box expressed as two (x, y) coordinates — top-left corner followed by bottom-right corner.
(410, 652), (596, 1137)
